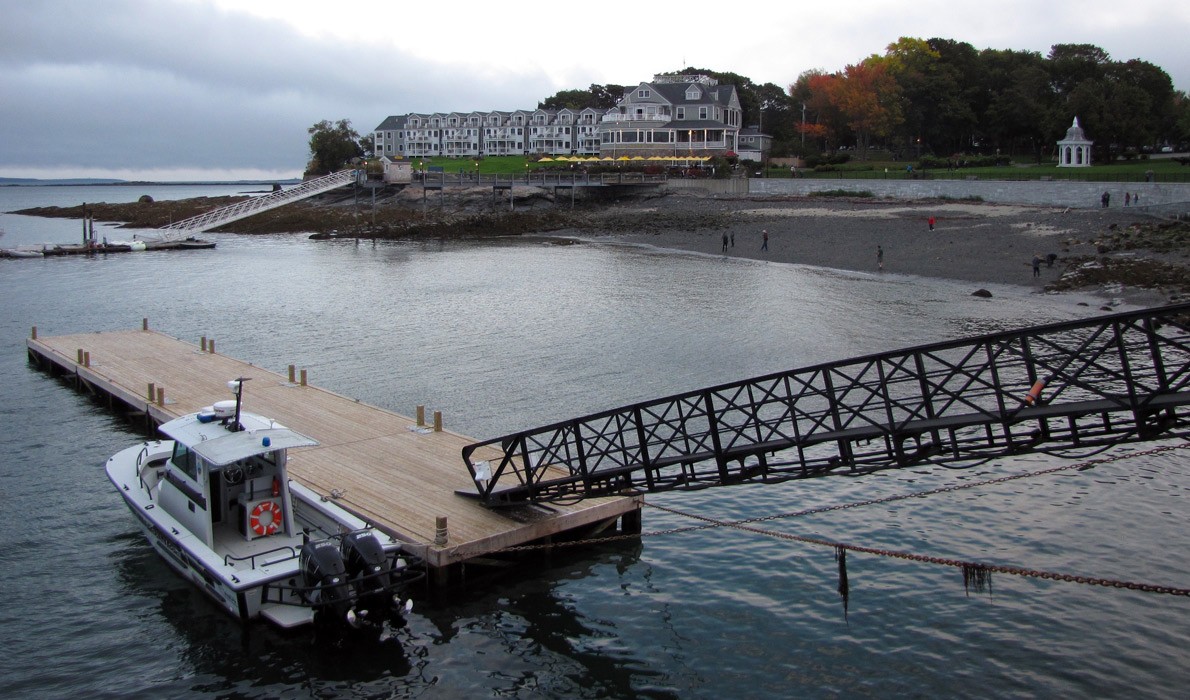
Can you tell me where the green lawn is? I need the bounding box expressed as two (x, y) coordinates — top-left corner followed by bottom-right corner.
(383, 154), (1190, 182)
(767, 157), (1190, 183)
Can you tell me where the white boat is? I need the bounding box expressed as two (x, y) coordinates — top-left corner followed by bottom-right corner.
(105, 379), (423, 633)
(2, 248), (44, 258)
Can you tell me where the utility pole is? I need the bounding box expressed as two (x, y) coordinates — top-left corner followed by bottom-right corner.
(801, 103), (806, 152)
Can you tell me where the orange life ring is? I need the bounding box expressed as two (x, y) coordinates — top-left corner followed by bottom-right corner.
(249, 500), (281, 537)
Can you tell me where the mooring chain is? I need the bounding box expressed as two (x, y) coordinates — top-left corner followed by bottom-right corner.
(490, 442), (1190, 595)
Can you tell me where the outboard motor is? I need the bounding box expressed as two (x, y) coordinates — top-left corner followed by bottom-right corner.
(341, 531), (395, 623)
(299, 540), (353, 632)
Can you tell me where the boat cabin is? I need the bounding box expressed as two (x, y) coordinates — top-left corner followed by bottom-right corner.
(155, 399), (318, 550)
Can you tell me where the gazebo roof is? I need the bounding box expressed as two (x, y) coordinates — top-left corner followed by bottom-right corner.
(1059, 117), (1091, 144)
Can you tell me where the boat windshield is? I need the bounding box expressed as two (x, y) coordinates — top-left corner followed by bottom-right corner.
(171, 442), (199, 480)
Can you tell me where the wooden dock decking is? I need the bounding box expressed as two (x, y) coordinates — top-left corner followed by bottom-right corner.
(26, 325), (641, 573)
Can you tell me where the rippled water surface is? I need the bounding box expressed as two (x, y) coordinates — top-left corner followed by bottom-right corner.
(1, 186), (1187, 698)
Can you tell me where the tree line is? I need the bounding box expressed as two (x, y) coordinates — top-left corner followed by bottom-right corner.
(541, 38), (1189, 163)
(307, 38), (1187, 175)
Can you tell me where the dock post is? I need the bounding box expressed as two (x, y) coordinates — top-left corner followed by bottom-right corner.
(288, 365), (296, 383)
(208, 339), (215, 354)
(621, 507), (643, 535)
(300, 369), (307, 386)
(434, 516), (448, 545)
(142, 318), (149, 331)
(147, 382), (155, 401)
(77, 348), (84, 364)
(156, 387), (165, 407)
(83, 351), (90, 368)
(201, 336), (207, 352)
(433, 411), (443, 432)
(31, 326), (37, 340)
(416, 405), (425, 427)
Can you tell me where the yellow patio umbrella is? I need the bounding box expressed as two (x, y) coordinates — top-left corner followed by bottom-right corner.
(617, 155), (631, 161)
(554, 155), (570, 161)
(538, 156), (554, 162)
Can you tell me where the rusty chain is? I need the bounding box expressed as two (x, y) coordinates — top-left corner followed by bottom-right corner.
(493, 442), (1190, 596)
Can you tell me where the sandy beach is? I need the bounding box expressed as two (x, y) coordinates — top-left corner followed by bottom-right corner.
(564, 192), (1183, 305)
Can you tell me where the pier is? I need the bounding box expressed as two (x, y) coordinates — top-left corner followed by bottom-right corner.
(25, 323), (642, 583)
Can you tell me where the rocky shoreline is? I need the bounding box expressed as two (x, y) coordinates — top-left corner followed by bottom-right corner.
(17, 186), (1189, 305)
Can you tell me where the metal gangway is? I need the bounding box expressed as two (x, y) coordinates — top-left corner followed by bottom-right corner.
(463, 303), (1190, 506)
(154, 169), (357, 239)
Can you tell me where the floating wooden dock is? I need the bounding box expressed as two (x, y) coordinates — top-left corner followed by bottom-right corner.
(25, 323), (641, 582)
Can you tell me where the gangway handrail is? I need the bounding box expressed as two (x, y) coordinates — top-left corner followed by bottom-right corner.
(153, 169), (357, 240)
(462, 303), (1190, 506)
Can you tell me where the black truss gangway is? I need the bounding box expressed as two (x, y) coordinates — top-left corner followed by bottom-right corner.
(462, 303), (1190, 506)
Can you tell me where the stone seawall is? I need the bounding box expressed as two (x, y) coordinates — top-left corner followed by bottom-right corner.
(746, 177), (1190, 211)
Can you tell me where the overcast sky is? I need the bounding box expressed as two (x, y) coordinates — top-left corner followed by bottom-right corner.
(2, 0), (1187, 181)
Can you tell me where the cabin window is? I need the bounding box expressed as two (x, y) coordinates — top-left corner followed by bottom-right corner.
(171, 443), (199, 481)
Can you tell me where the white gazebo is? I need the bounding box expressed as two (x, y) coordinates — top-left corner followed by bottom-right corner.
(1057, 117), (1092, 167)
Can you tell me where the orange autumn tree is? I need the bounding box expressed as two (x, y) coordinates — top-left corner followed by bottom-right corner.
(825, 60), (903, 159)
(790, 69), (842, 153)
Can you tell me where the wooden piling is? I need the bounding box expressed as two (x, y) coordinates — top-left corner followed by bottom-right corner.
(433, 410), (443, 432)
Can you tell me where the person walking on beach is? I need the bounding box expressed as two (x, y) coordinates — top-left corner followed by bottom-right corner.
(722, 233), (729, 252)
(928, 216), (935, 231)
(730, 232), (735, 248)
(1101, 191), (1110, 208)
(877, 245), (884, 270)
(1032, 253), (1042, 278)
(761, 230), (768, 251)
(1125, 192), (1131, 207)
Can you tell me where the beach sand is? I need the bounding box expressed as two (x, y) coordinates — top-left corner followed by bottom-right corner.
(566, 193), (1177, 304)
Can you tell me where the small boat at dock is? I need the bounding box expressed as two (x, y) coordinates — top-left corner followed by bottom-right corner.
(105, 379), (424, 634)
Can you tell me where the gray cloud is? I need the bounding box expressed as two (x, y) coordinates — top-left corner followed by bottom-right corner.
(0, 0), (557, 177)
(2, 0), (1187, 179)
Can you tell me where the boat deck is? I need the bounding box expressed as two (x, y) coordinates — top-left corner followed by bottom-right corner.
(27, 325), (641, 572)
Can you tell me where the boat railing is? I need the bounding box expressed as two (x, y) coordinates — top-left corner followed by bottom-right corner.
(225, 545), (298, 570)
(260, 551), (426, 607)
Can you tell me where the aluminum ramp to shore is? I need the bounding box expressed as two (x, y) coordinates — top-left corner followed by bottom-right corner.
(154, 169), (357, 239)
(25, 326), (641, 573)
(463, 303), (1190, 506)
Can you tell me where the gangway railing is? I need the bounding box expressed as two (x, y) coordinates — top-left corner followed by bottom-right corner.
(154, 169), (357, 239)
(462, 303), (1190, 506)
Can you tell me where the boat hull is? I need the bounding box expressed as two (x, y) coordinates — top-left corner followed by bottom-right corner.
(106, 438), (422, 630)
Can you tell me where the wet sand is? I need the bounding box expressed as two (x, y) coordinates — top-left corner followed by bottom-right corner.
(568, 193), (1173, 304)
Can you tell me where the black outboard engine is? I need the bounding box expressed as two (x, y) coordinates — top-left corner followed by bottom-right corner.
(299, 540), (353, 632)
(341, 531), (395, 624)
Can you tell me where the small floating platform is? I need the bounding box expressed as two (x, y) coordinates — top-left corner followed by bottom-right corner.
(3, 238), (215, 258)
(25, 323), (641, 583)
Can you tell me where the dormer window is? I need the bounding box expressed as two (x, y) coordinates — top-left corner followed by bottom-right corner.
(686, 86), (701, 100)
(638, 88), (651, 98)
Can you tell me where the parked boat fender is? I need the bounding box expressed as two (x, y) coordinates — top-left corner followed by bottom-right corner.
(1024, 378), (1047, 405)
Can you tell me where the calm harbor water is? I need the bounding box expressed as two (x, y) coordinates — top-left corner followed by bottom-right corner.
(1, 185), (1187, 698)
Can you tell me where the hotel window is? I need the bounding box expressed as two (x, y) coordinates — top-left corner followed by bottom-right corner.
(638, 89), (651, 98)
